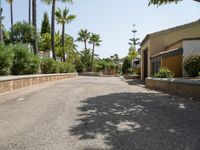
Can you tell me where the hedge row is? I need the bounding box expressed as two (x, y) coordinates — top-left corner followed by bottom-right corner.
(0, 43), (75, 76)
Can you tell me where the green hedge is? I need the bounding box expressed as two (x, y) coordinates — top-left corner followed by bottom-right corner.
(75, 59), (85, 73)
(11, 44), (40, 75)
(41, 57), (58, 74)
(41, 58), (76, 74)
(0, 43), (14, 75)
(0, 43), (76, 76)
(65, 63), (76, 73)
(122, 57), (131, 74)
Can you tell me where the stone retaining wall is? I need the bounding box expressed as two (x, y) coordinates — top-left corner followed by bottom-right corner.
(0, 73), (78, 94)
(146, 77), (200, 99)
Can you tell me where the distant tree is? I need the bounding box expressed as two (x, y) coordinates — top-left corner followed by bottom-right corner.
(41, 12), (50, 35)
(54, 31), (62, 58)
(77, 29), (91, 50)
(128, 47), (138, 60)
(89, 33), (102, 71)
(54, 33), (78, 63)
(55, 7), (76, 62)
(3, 28), (11, 45)
(12, 21), (36, 44)
(112, 54), (120, 64)
(128, 47), (138, 67)
(128, 25), (140, 49)
(42, 0), (73, 60)
(122, 57), (131, 74)
(75, 58), (84, 73)
(64, 35), (78, 63)
(80, 48), (92, 72)
(148, 0), (199, 5)
(38, 33), (51, 51)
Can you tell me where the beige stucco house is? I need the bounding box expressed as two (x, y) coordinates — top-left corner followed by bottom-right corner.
(140, 19), (200, 79)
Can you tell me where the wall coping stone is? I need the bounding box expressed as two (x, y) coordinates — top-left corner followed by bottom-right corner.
(146, 77), (200, 87)
(0, 73), (78, 82)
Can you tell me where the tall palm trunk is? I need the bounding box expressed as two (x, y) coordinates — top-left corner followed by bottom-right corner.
(0, 2), (3, 43)
(10, 2), (13, 41)
(29, 0), (31, 24)
(62, 23), (65, 62)
(51, 0), (56, 60)
(32, 0), (38, 55)
(91, 43), (95, 71)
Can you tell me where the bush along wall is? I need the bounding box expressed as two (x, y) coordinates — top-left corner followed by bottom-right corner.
(11, 44), (40, 75)
(0, 43), (76, 76)
(0, 43), (14, 75)
(41, 57), (76, 74)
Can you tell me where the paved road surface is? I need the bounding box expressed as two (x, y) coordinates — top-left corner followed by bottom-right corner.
(0, 77), (200, 150)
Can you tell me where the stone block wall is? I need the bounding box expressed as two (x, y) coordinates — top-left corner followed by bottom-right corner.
(0, 73), (78, 94)
(146, 78), (200, 100)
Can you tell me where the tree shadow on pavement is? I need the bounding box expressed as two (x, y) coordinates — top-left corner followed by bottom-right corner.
(69, 92), (200, 150)
(126, 79), (145, 86)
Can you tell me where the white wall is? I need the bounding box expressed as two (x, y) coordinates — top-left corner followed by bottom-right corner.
(183, 40), (200, 56)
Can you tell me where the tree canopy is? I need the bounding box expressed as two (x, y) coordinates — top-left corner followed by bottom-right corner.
(12, 21), (36, 44)
(41, 12), (50, 35)
(149, 0), (199, 5)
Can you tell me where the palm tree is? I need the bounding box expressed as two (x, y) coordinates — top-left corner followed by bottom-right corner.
(0, 1), (3, 42)
(128, 47), (138, 68)
(89, 33), (101, 71)
(55, 8), (76, 62)
(42, 0), (72, 60)
(77, 29), (90, 51)
(29, 0), (31, 24)
(149, 0), (199, 5)
(32, 0), (38, 55)
(6, 0), (13, 41)
(80, 48), (92, 72)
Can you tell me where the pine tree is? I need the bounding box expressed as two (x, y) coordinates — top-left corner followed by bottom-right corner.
(41, 12), (50, 35)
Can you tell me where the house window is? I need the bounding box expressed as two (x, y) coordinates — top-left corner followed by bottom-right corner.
(152, 61), (161, 75)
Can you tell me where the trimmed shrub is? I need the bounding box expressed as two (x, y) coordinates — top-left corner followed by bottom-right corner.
(183, 53), (200, 77)
(64, 63), (75, 73)
(58, 62), (65, 73)
(41, 57), (58, 74)
(122, 57), (131, 74)
(25, 55), (41, 74)
(75, 59), (85, 73)
(154, 68), (175, 78)
(11, 44), (40, 75)
(95, 63), (103, 72)
(52, 61), (59, 73)
(0, 43), (14, 75)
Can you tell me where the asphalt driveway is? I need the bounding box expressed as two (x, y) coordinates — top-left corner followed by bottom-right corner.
(0, 76), (200, 150)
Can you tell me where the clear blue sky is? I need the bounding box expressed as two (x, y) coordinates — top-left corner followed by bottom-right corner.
(2, 0), (200, 58)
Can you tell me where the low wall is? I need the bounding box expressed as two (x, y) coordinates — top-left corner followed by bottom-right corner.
(146, 77), (200, 99)
(0, 73), (78, 94)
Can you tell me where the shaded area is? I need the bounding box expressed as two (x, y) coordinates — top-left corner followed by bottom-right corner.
(70, 92), (200, 150)
(126, 79), (145, 86)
